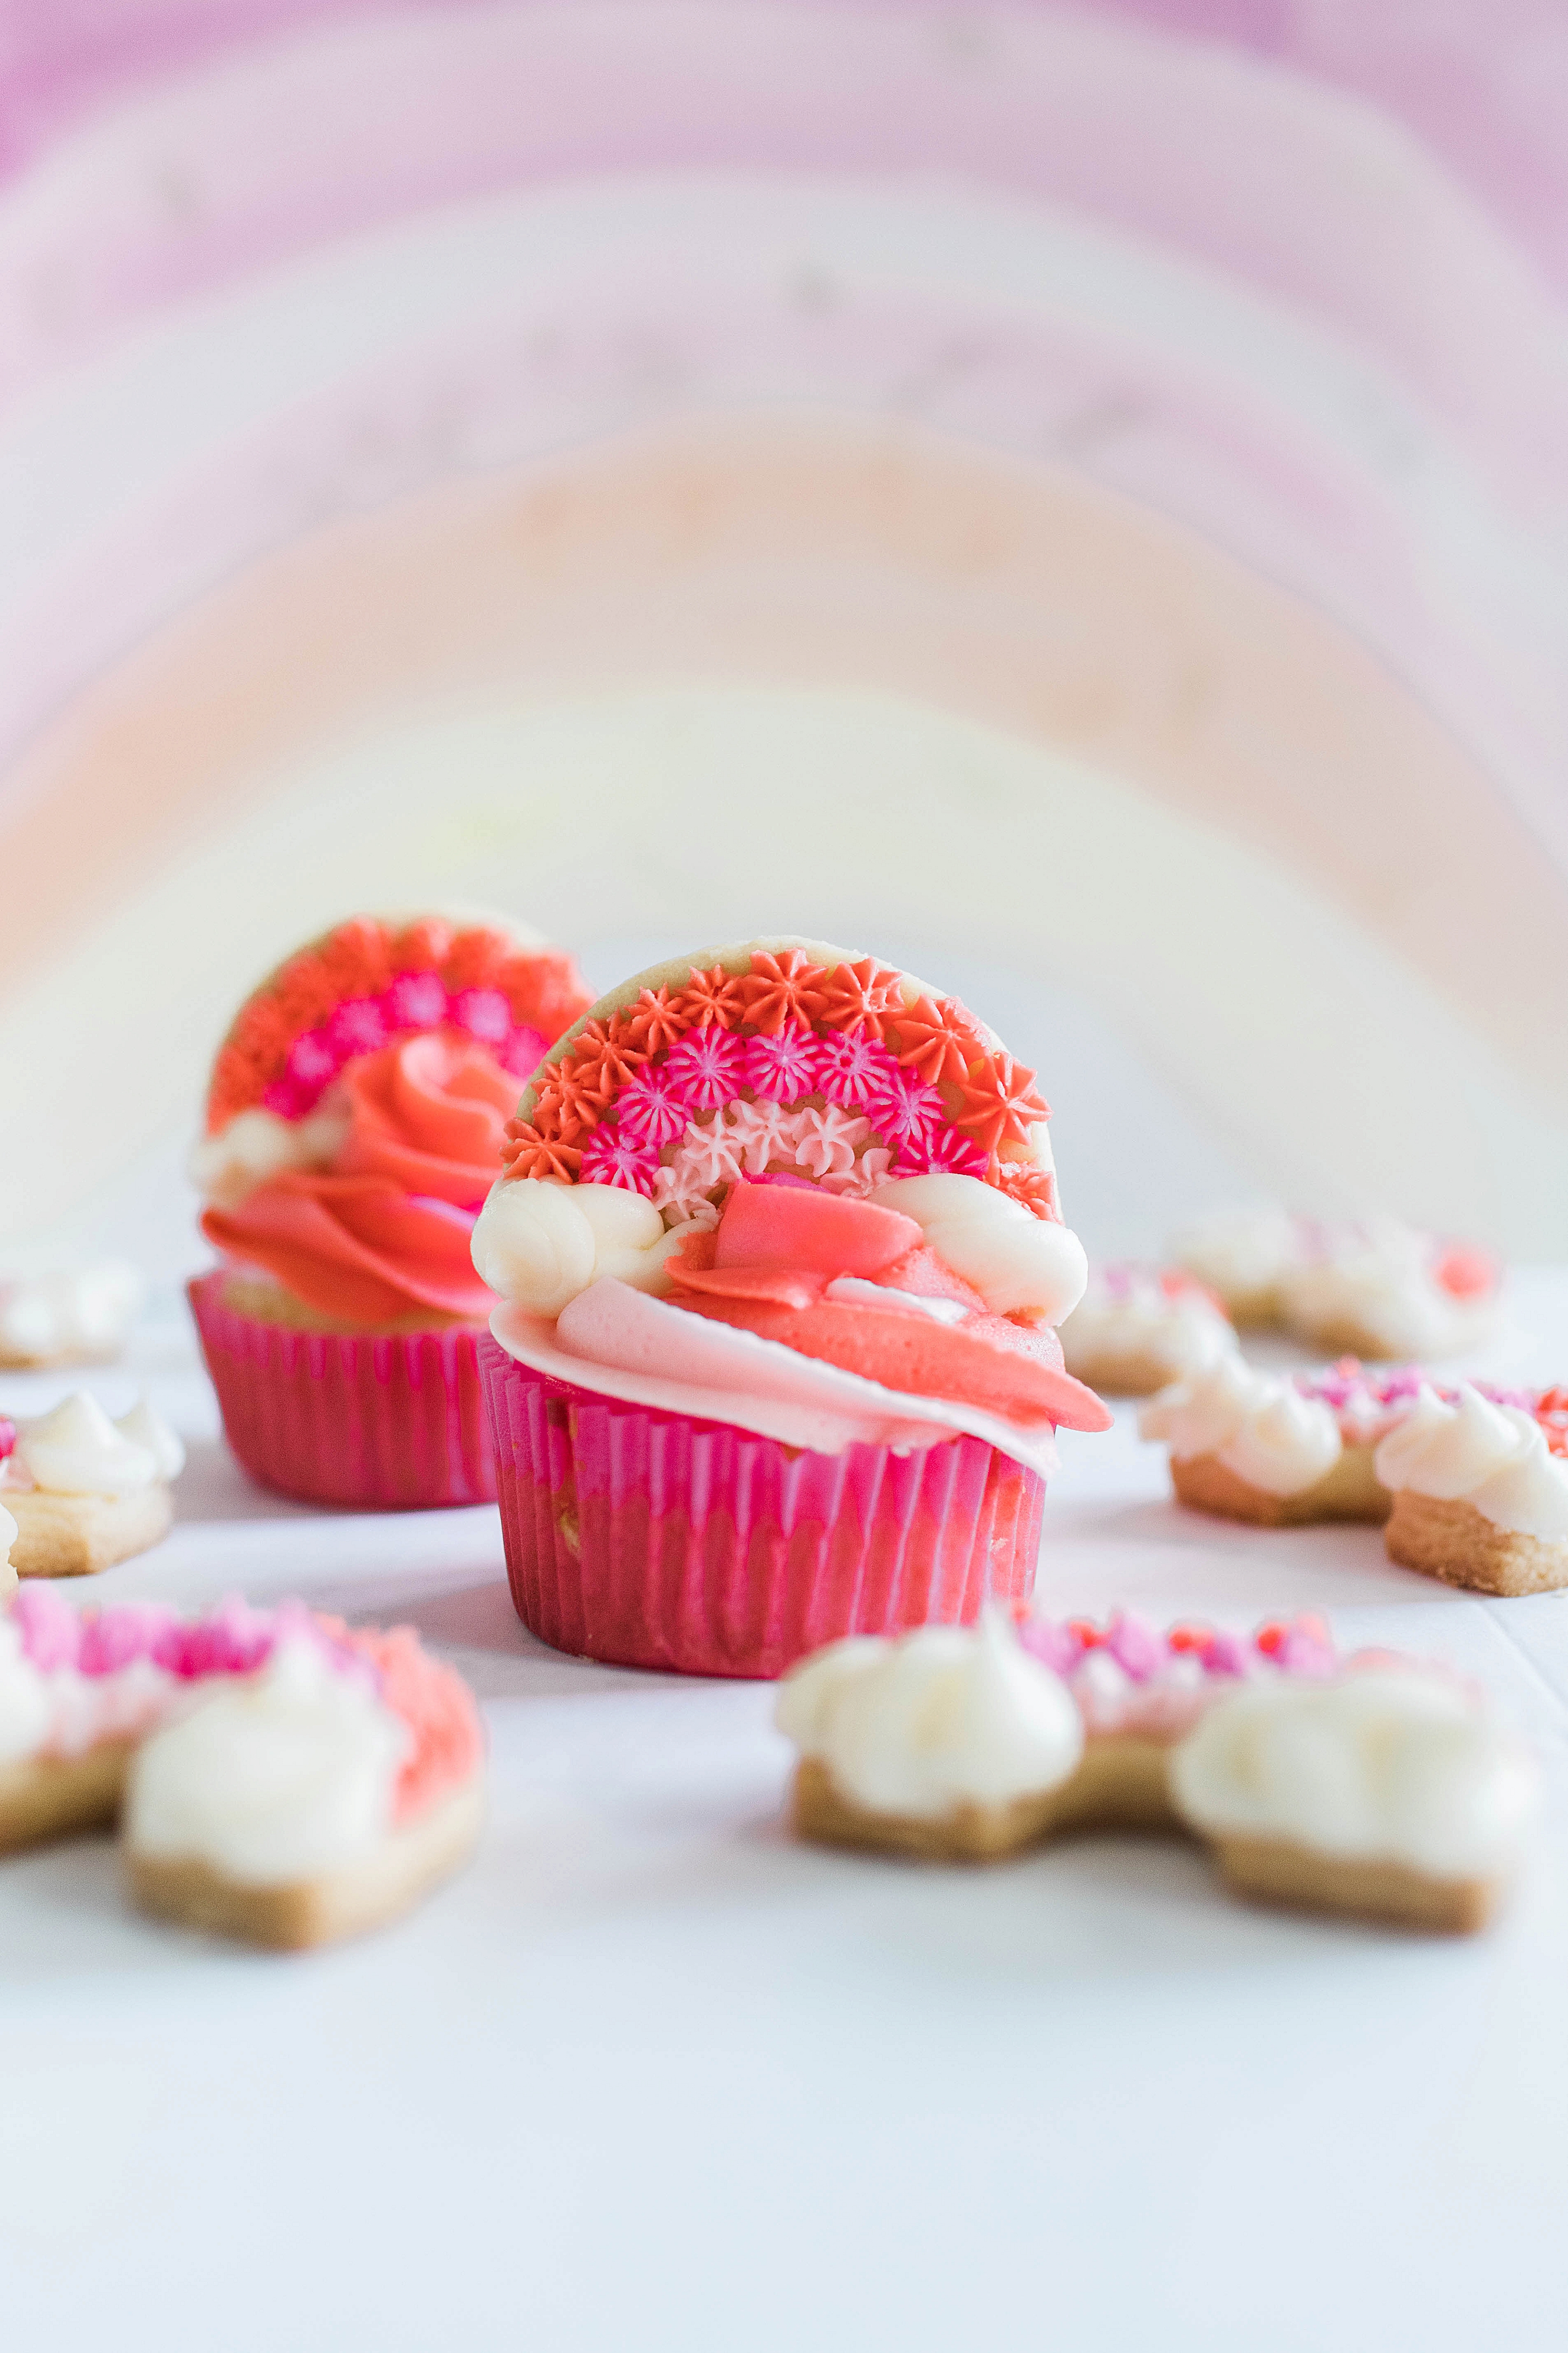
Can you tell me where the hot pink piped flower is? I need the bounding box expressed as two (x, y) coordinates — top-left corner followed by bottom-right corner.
(261, 1074), (312, 1120)
(499, 1024), (549, 1079)
(743, 1027), (822, 1104)
(450, 987), (512, 1045)
(814, 1022), (898, 1109)
(384, 970), (448, 1030)
(616, 1061), (691, 1149)
(865, 1063), (947, 1158)
(325, 996), (389, 1059)
(284, 1028), (340, 1092)
(899, 1119), (988, 1179)
(578, 1121), (659, 1193)
(664, 1026), (748, 1111)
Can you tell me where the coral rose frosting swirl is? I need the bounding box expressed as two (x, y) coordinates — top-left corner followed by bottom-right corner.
(204, 1034), (515, 1324)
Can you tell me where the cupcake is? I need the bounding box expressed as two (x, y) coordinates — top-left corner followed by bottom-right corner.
(471, 937), (1111, 1675)
(188, 912), (591, 1507)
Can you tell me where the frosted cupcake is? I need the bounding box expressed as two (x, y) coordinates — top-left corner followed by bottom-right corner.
(471, 938), (1110, 1675)
(189, 912), (591, 1507)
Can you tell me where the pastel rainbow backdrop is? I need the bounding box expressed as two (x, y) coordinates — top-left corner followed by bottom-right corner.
(3, 1), (1567, 1270)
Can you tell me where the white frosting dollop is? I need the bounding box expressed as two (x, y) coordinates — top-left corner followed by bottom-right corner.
(471, 1179), (695, 1315)
(1169, 1670), (1539, 1878)
(774, 1611), (1083, 1819)
(112, 1398), (187, 1481)
(0, 1618), (52, 1765)
(868, 1173), (1088, 1323)
(125, 1639), (407, 1884)
(1220, 1387), (1343, 1496)
(1374, 1385), (1568, 1538)
(1059, 1268), (1238, 1379)
(1139, 1360), (1343, 1496)
(13, 1393), (165, 1496)
(0, 1262), (146, 1359)
(1168, 1208), (1302, 1302)
(188, 1104), (350, 1211)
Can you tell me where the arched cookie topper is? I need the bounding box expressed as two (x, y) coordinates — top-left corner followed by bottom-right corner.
(204, 912), (591, 1135)
(501, 938), (1059, 1223)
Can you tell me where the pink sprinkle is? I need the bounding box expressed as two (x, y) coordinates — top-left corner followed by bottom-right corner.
(158, 1597), (278, 1680)
(1274, 1622), (1339, 1678)
(499, 1024), (548, 1079)
(617, 1061), (691, 1149)
(578, 1121), (659, 1193)
(1202, 1630), (1250, 1677)
(12, 1584), (82, 1671)
(1017, 1617), (1083, 1677)
(664, 1027), (748, 1111)
(743, 1028), (821, 1102)
(78, 1603), (180, 1676)
(1105, 1611), (1164, 1681)
(0, 1415), (13, 1461)
(450, 987), (512, 1044)
(325, 996), (389, 1059)
(383, 971), (448, 1030)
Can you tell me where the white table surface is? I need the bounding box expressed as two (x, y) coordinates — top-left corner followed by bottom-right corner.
(5, 1273), (1568, 2353)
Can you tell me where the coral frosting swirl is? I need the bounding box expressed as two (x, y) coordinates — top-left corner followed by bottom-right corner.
(204, 1034), (515, 1324)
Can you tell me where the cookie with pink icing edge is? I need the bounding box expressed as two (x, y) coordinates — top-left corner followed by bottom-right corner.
(0, 1588), (482, 1868)
(1143, 1357), (1568, 1534)
(778, 1611), (1530, 1929)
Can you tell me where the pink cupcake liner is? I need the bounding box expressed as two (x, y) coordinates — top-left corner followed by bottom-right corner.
(478, 1334), (1045, 1678)
(189, 1274), (495, 1509)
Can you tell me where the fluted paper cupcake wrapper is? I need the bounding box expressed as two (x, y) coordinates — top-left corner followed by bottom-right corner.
(189, 1274), (495, 1510)
(478, 1334), (1045, 1678)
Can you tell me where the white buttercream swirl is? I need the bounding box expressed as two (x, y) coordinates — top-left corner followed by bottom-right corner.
(868, 1174), (1087, 1323)
(476, 1168), (1087, 1328)
(1169, 1670), (1539, 1878)
(470, 1179), (695, 1314)
(125, 1638), (406, 1885)
(9, 1394), (184, 1496)
(1374, 1385), (1568, 1538)
(774, 1612), (1083, 1819)
(1139, 1360), (1343, 1496)
(188, 1104), (351, 1211)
